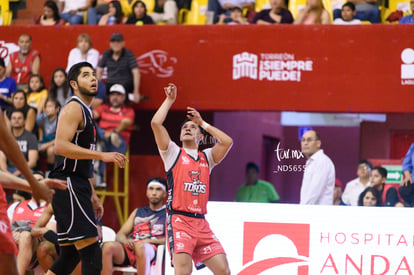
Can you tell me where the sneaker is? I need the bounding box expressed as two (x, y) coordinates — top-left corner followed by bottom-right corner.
(110, 132), (122, 148)
(95, 181), (107, 189)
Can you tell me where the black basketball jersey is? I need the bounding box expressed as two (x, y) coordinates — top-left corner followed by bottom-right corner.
(52, 96), (96, 179)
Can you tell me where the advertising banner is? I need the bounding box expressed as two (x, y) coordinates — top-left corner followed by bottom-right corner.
(165, 202), (414, 274)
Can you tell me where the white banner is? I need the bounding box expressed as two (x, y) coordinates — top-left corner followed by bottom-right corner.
(165, 202), (414, 275)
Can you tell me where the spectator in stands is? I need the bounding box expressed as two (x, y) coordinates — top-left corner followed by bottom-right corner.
(341, 160), (372, 206)
(87, 0), (110, 24)
(125, 1), (155, 25)
(0, 57), (17, 110)
(300, 130), (335, 205)
(333, 0), (380, 23)
(98, 0), (124, 25)
(333, 2), (362, 24)
(66, 33), (100, 72)
(48, 68), (71, 107)
(333, 179), (343, 205)
(12, 190), (32, 203)
(6, 34), (40, 91)
(1, 110), (38, 177)
(60, 0), (94, 24)
(217, 6), (248, 24)
(7, 171), (46, 275)
(235, 162), (280, 203)
(399, 143), (414, 206)
(101, 177), (167, 275)
(394, 201), (409, 207)
(97, 32), (141, 103)
(38, 99), (60, 173)
(294, 0), (331, 24)
(358, 186), (382, 206)
(93, 84), (135, 187)
(4, 90), (37, 133)
(253, 0), (294, 24)
(27, 74), (48, 116)
(34, 0), (65, 25)
(217, 0), (255, 18)
(148, 0), (178, 24)
(371, 166), (399, 206)
(399, 0), (414, 23)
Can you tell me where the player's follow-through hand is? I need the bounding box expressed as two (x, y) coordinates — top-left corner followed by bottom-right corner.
(164, 83), (177, 101)
(32, 179), (67, 205)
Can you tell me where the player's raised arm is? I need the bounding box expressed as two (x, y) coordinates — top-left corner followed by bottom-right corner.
(186, 107), (233, 164)
(151, 83), (176, 151)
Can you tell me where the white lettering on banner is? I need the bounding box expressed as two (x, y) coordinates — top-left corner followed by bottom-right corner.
(0, 40), (19, 65)
(232, 52), (313, 82)
(137, 50), (177, 78)
(401, 48), (414, 85)
(164, 203), (414, 275)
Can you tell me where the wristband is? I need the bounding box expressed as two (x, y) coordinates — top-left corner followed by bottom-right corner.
(43, 230), (59, 245)
(201, 121), (210, 130)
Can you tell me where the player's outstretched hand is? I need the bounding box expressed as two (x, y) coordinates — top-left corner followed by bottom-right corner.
(43, 179), (67, 190)
(31, 181), (55, 205)
(164, 83), (177, 101)
(187, 107), (203, 125)
(101, 152), (128, 168)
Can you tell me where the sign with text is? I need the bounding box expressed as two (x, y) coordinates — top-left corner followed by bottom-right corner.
(1, 25), (414, 112)
(165, 202), (414, 274)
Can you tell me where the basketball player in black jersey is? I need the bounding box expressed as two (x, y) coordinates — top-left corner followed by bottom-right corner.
(47, 62), (128, 275)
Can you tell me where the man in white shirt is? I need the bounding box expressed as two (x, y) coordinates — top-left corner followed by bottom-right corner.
(341, 160), (372, 206)
(300, 130), (335, 205)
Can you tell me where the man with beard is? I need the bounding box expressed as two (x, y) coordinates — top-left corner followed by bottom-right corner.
(47, 62), (128, 275)
(101, 177), (167, 275)
(93, 83), (135, 187)
(6, 34), (40, 91)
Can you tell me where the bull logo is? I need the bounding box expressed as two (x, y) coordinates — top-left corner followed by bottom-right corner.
(137, 50), (177, 78)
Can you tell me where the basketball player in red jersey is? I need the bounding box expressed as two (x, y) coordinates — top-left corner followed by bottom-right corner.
(0, 110), (66, 275)
(151, 83), (233, 275)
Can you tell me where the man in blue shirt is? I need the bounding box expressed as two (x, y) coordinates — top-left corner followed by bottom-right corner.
(0, 58), (16, 109)
(399, 1), (414, 23)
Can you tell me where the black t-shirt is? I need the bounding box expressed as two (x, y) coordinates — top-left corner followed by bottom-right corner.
(125, 14), (154, 25)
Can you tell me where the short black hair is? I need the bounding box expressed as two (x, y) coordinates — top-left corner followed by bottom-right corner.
(10, 109), (25, 118)
(67, 62), (94, 84)
(358, 159), (373, 169)
(14, 190), (32, 200)
(342, 2), (356, 11)
(0, 57), (5, 68)
(372, 166), (387, 178)
(146, 177), (167, 190)
(358, 186), (382, 206)
(33, 170), (45, 178)
(180, 119), (205, 135)
(246, 162), (259, 173)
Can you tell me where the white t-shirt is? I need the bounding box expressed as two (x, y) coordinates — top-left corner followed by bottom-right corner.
(341, 177), (370, 206)
(66, 48), (100, 72)
(334, 18), (362, 25)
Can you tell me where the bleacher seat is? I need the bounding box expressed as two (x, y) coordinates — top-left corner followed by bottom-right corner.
(178, 0), (208, 24)
(288, 0), (307, 19)
(255, 0), (271, 12)
(0, 0), (13, 25)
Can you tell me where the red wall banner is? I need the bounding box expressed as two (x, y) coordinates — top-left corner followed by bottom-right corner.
(1, 25), (414, 112)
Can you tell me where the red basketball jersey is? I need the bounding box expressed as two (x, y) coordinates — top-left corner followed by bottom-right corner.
(12, 200), (45, 227)
(9, 50), (40, 85)
(167, 148), (210, 215)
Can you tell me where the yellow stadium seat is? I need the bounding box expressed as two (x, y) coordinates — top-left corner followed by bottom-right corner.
(141, 0), (155, 13)
(288, 0), (308, 19)
(255, 0), (270, 12)
(0, 0), (13, 25)
(179, 0), (208, 24)
(389, 0), (411, 12)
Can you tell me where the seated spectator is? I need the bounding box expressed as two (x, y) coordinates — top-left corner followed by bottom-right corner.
(399, 143), (414, 206)
(1, 110), (38, 177)
(341, 160), (372, 206)
(93, 84), (135, 187)
(394, 201), (409, 207)
(218, 6), (248, 24)
(34, 0), (66, 25)
(333, 179), (343, 205)
(60, 0), (94, 25)
(48, 68), (71, 107)
(148, 0), (178, 24)
(97, 32), (141, 103)
(333, 2), (362, 24)
(38, 99), (60, 173)
(66, 33), (100, 72)
(399, 0), (414, 23)
(6, 34), (40, 91)
(7, 171), (47, 275)
(98, 0), (124, 25)
(0, 57), (17, 110)
(371, 166), (400, 206)
(333, 0), (380, 23)
(217, 0), (255, 17)
(294, 0), (331, 24)
(4, 90), (37, 133)
(125, 1), (155, 25)
(87, 0), (110, 24)
(236, 162), (280, 203)
(253, 0), (294, 24)
(358, 186), (382, 206)
(101, 177), (167, 275)
(12, 190), (32, 203)
(26, 74), (48, 115)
